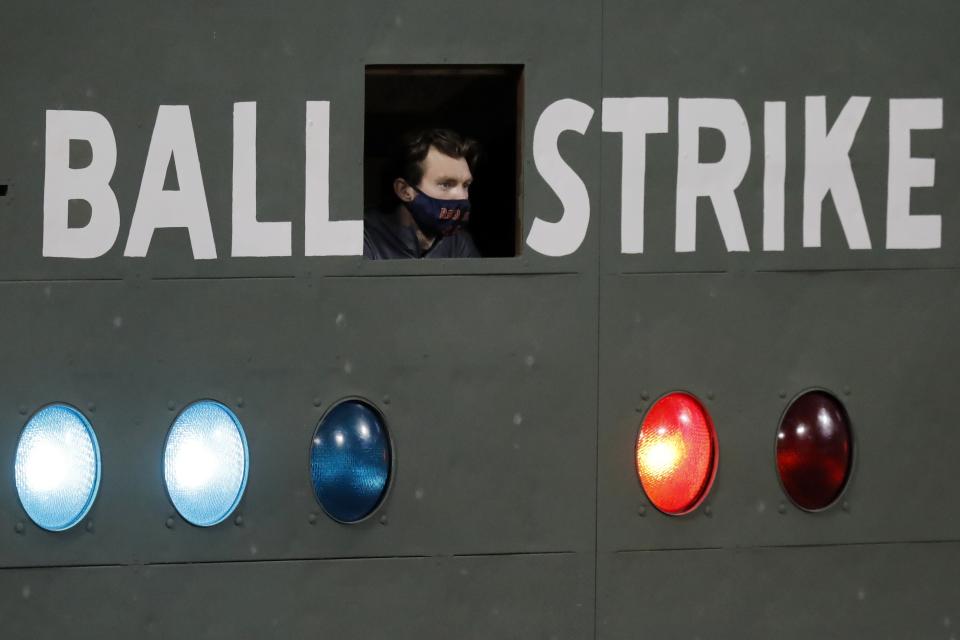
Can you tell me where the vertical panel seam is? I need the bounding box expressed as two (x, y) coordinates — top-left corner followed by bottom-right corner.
(594, 0), (605, 638)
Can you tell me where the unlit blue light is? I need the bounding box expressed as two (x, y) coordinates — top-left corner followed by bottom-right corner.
(310, 400), (391, 523)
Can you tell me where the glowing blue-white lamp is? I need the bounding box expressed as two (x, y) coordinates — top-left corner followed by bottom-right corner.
(15, 404), (102, 532)
(163, 400), (249, 527)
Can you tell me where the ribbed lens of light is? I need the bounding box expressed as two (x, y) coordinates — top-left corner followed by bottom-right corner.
(635, 392), (718, 515)
(15, 404), (101, 532)
(163, 400), (249, 527)
(310, 400), (391, 523)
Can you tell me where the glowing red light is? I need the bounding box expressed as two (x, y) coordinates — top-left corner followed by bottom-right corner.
(776, 390), (853, 511)
(635, 393), (718, 515)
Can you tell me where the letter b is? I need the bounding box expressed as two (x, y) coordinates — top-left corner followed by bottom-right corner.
(43, 110), (120, 258)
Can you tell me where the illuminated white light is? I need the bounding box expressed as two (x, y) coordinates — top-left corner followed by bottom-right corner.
(163, 400), (249, 527)
(639, 435), (686, 479)
(15, 404), (101, 532)
(171, 435), (219, 489)
(22, 439), (68, 493)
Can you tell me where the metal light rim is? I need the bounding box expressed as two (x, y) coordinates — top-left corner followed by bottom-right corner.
(773, 386), (856, 513)
(162, 399), (251, 528)
(15, 402), (102, 532)
(633, 390), (719, 517)
(308, 396), (395, 526)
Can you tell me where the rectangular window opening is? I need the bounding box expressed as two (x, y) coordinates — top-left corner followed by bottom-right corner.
(364, 64), (523, 259)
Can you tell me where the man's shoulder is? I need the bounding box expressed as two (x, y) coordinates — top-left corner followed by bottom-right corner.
(444, 229), (480, 258)
(364, 208), (415, 259)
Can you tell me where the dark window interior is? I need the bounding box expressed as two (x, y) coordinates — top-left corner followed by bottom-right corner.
(364, 65), (523, 258)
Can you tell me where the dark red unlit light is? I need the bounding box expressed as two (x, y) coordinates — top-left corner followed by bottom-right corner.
(776, 390), (853, 511)
(635, 393), (718, 515)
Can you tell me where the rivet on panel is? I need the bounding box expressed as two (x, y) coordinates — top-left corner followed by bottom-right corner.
(778, 503), (787, 515)
(379, 514), (388, 526)
(703, 504), (713, 517)
(640, 391), (649, 401)
(843, 386), (852, 396)
(85, 520), (95, 533)
(15, 521), (25, 534)
(313, 398), (323, 407)
(236, 397), (244, 408)
(382, 395), (391, 405)
(637, 506), (646, 517)
(778, 390), (787, 399)
(87, 402), (96, 413)
(308, 513), (317, 525)
(841, 501), (851, 513)
(165, 517), (175, 529)
(706, 391), (714, 401)
(18, 406), (27, 416)
(166, 401), (176, 412)
(234, 515), (244, 527)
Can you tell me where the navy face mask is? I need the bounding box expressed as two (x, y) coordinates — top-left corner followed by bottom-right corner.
(406, 186), (471, 237)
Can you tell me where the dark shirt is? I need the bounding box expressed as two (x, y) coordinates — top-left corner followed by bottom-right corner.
(363, 208), (481, 259)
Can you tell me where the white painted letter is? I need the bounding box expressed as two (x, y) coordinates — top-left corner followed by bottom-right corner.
(125, 106), (216, 259)
(43, 110), (120, 258)
(675, 98), (750, 252)
(526, 99), (595, 257)
(305, 101), (361, 256)
(231, 102), (292, 257)
(601, 97), (668, 254)
(886, 98), (942, 249)
(802, 96), (872, 249)
(763, 101), (786, 251)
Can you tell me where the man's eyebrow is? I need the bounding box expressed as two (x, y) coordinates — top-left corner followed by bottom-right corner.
(434, 174), (472, 182)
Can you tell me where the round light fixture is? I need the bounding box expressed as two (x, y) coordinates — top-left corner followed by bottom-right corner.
(310, 399), (392, 523)
(635, 392), (718, 515)
(15, 404), (101, 532)
(776, 390), (853, 511)
(163, 400), (250, 527)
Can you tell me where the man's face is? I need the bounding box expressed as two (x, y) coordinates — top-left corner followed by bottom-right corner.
(415, 146), (472, 200)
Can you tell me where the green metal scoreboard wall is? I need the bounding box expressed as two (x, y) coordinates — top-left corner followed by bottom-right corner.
(1, 1), (959, 638)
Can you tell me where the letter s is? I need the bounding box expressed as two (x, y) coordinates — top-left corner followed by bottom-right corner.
(526, 99), (594, 257)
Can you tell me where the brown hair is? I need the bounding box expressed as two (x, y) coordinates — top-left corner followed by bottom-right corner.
(395, 128), (480, 187)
